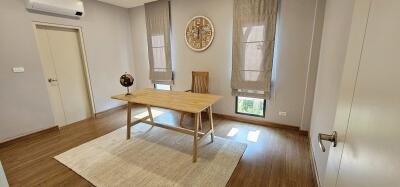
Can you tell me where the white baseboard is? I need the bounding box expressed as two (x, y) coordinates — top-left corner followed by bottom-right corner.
(0, 125), (57, 143)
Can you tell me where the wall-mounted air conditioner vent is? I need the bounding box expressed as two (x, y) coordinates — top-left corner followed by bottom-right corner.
(25, 0), (85, 18)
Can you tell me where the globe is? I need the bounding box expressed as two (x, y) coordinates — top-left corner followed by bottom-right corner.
(120, 73), (134, 95)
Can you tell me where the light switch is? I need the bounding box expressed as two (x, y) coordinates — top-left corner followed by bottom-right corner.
(12, 67), (24, 73)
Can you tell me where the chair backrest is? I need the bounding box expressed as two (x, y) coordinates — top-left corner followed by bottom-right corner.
(191, 71), (209, 94)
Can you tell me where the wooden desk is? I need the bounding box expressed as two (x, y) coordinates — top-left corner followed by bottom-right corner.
(112, 88), (222, 162)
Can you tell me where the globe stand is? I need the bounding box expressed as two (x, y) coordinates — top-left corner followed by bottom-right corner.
(126, 87), (132, 96)
(120, 72), (134, 96)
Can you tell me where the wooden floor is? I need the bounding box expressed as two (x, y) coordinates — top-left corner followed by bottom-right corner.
(0, 106), (316, 187)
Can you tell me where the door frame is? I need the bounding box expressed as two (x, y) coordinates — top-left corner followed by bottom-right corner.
(32, 21), (96, 122)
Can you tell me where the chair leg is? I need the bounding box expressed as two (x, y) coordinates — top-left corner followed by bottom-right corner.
(179, 112), (185, 127)
(179, 112), (202, 130)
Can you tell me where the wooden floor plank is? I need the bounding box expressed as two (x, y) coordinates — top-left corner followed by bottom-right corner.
(0, 107), (316, 187)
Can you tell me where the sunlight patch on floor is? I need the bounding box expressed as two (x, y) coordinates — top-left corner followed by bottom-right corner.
(227, 128), (239, 137)
(247, 130), (260, 143)
(134, 109), (164, 119)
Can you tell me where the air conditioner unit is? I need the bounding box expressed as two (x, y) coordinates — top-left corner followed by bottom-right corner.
(25, 0), (85, 18)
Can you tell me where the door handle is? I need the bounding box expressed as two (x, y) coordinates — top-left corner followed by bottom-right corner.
(48, 78), (58, 83)
(318, 131), (337, 152)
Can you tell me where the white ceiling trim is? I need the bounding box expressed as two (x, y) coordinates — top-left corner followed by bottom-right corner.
(97, 0), (157, 8)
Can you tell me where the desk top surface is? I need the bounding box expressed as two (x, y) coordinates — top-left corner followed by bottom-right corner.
(112, 88), (222, 113)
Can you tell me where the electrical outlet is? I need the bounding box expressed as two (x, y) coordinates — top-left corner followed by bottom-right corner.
(278, 112), (287, 117)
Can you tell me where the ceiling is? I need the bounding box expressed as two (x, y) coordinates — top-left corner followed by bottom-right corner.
(97, 0), (157, 8)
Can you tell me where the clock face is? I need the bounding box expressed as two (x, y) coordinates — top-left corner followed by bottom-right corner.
(185, 16), (215, 52)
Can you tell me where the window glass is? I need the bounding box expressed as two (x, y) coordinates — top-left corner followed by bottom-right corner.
(154, 84), (171, 91)
(240, 25), (265, 81)
(151, 35), (167, 71)
(236, 96), (266, 117)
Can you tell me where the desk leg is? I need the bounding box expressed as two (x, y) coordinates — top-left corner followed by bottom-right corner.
(193, 113), (200, 162)
(208, 106), (215, 142)
(199, 113), (203, 131)
(146, 105), (154, 122)
(127, 102), (132, 140)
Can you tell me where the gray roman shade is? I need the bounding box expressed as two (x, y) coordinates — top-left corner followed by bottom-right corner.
(145, 0), (173, 85)
(231, 0), (278, 99)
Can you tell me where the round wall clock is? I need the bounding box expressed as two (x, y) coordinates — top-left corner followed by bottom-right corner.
(185, 16), (215, 52)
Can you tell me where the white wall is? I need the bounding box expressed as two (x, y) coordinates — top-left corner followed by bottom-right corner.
(129, 0), (319, 127)
(308, 0), (354, 185)
(130, 6), (151, 89)
(0, 0), (134, 142)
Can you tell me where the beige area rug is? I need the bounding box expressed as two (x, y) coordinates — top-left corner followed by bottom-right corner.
(55, 125), (247, 187)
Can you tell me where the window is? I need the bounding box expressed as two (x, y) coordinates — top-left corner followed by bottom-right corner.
(231, 0), (278, 99)
(235, 96), (266, 117)
(145, 0), (173, 84)
(151, 35), (167, 72)
(241, 25), (266, 82)
(154, 84), (171, 91)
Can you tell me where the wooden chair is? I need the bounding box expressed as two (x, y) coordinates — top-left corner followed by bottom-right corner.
(179, 71), (209, 129)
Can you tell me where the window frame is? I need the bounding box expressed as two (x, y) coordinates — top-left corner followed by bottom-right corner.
(235, 96), (266, 118)
(154, 83), (172, 91)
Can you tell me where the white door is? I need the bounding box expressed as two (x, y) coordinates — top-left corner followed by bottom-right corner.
(35, 25), (92, 126)
(323, 0), (400, 186)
